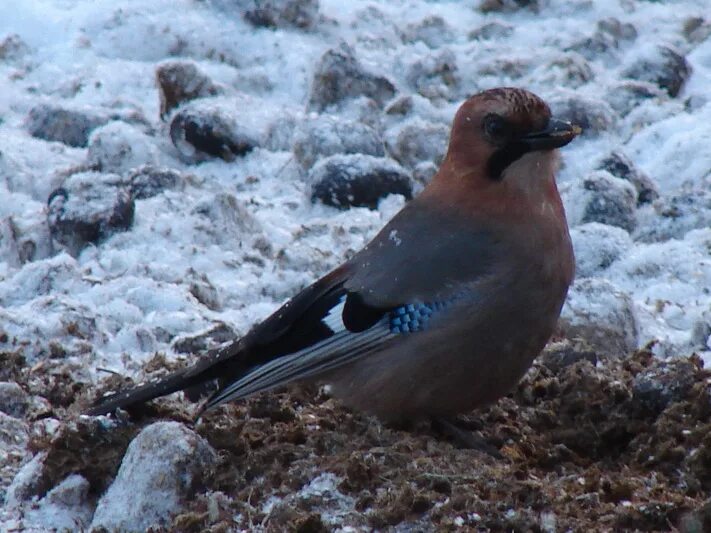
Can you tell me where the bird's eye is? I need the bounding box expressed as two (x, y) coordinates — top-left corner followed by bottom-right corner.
(483, 114), (508, 139)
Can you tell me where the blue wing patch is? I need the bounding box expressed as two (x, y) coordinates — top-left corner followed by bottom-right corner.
(389, 301), (449, 334)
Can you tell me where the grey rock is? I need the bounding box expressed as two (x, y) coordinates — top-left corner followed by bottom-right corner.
(87, 121), (159, 174)
(469, 21), (514, 41)
(47, 172), (134, 256)
(632, 358), (698, 414)
(308, 43), (396, 112)
(243, 0), (320, 30)
(548, 95), (617, 136)
(156, 60), (222, 119)
(479, 0), (539, 13)
(385, 119), (449, 170)
(539, 339), (598, 373)
(605, 81), (666, 116)
(405, 49), (459, 101)
(0, 33), (31, 63)
(170, 102), (260, 163)
(21, 475), (93, 532)
(683, 17), (711, 45)
(309, 154), (412, 210)
(292, 115), (384, 170)
(597, 151), (659, 205)
(402, 16), (455, 48)
(636, 189), (711, 242)
(172, 322), (237, 355)
(26, 104), (109, 148)
(580, 172), (637, 232)
(570, 223), (632, 278)
(128, 165), (187, 200)
(90, 422), (216, 532)
(561, 278), (638, 356)
(623, 45), (691, 98)
(0, 382), (29, 419)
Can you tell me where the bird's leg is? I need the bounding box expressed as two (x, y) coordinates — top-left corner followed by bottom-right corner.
(430, 416), (503, 458)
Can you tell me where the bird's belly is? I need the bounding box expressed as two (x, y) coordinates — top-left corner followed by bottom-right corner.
(325, 313), (554, 420)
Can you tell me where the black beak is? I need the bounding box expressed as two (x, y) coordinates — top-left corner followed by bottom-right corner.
(521, 118), (581, 151)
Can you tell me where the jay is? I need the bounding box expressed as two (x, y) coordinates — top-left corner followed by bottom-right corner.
(88, 87), (579, 431)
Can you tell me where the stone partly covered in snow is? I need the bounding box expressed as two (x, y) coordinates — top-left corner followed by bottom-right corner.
(570, 222), (633, 278)
(0, 208), (52, 265)
(26, 104), (110, 148)
(0, 33), (31, 63)
(47, 172), (134, 256)
(128, 164), (187, 200)
(292, 115), (384, 170)
(90, 422), (216, 532)
(479, 0), (539, 13)
(636, 189), (711, 242)
(563, 171), (638, 233)
(309, 154), (412, 210)
(191, 192), (261, 246)
(604, 81), (667, 116)
(87, 121), (159, 174)
(169, 100), (260, 163)
(385, 118), (449, 170)
(242, 0), (320, 30)
(401, 15), (455, 49)
(566, 17), (637, 61)
(17, 474), (94, 532)
(631, 357), (700, 415)
(0, 381), (29, 419)
(405, 49), (459, 101)
(156, 60), (223, 119)
(308, 43), (396, 112)
(561, 278), (639, 357)
(548, 95), (617, 136)
(597, 151), (659, 205)
(622, 45), (691, 98)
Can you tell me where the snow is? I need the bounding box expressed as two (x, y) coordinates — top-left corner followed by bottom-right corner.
(1, 0), (711, 525)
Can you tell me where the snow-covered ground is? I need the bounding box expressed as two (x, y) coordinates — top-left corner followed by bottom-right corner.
(1, 0), (711, 529)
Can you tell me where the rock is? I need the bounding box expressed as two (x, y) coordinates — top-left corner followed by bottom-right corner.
(308, 43), (396, 112)
(563, 171), (637, 233)
(0, 208), (52, 265)
(20, 475), (93, 532)
(548, 95), (617, 136)
(623, 45), (691, 98)
(413, 161), (438, 186)
(172, 322), (237, 355)
(570, 223), (633, 278)
(561, 278), (638, 356)
(384, 95), (415, 117)
(468, 22), (513, 41)
(156, 60), (223, 119)
(536, 53), (593, 89)
(402, 16), (455, 48)
(479, 0), (539, 13)
(292, 115), (384, 170)
(539, 339), (598, 373)
(604, 81), (666, 116)
(0, 412), (30, 503)
(192, 192), (261, 246)
(128, 165), (187, 200)
(243, 0), (320, 30)
(683, 17), (711, 45)
(26, 104), (109, 148)
(309, 154), (412, 210)
(90, 422), (216, 532)
(188, 270), (221, 311)
(597, 151), (659, 205)
(87, 121), (159, 174)
(566, 18), (636, 62)
(632, 358), (698, 414)
(384, 119), (449, 170)
(0, 33), (30, 63)
(0, 382), (29, 419)
(636, 190), (711, 242)
(169, 101), (260, 163)
(47, 172), (134, 256)
(405, 49), (459, 101)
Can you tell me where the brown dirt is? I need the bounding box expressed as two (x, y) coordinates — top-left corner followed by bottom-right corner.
(6, 343), (711, 532)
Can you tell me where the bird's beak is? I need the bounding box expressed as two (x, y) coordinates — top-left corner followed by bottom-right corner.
(521, 119), (581, 151)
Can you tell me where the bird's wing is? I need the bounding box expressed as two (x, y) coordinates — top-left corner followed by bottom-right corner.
(88, 201), (504, 416)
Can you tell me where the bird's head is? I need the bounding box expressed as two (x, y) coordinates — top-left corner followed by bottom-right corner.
(442, 87), (580, 183)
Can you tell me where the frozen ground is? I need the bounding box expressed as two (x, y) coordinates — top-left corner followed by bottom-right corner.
(1, 0), (711, 530)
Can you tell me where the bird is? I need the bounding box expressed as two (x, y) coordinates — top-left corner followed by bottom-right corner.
(87, 87), (579, 438)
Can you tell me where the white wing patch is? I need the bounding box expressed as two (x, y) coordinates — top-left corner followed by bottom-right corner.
(322, 294), (347, 333)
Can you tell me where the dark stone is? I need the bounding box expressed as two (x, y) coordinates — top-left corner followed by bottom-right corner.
(26, 104), (109, 148)
(47, 172), (134, 256)
(479, 0), (539, 13)
(156, 61), (222, 119)
(309, 154), (412, 210)
(549, 96), (617, 136)
(0, 33), (30, 62)
(128, 165), (186, 200)
(172, 322), (237, 354)
(623, 45), (691, 97)
(632, 358), (698, 415)
(0, 381), (29, 419)
(170, 103), (259, 163)
(581, 172), (637, 232)
(597, 151), (659, 205)
(540, 340), (598, 373)
(243, 0), (320, 30)
(308, 43), (396, 112)
(469, 22), (514, 41)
